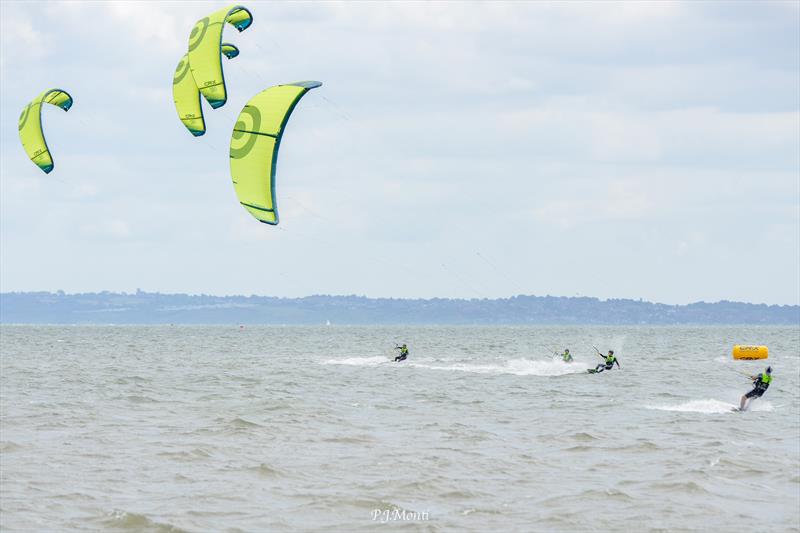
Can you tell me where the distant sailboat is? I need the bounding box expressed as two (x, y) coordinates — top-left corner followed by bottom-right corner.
(325, 320), (331, 326)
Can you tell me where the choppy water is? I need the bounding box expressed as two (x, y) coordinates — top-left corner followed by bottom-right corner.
(1, 325), (798, 532)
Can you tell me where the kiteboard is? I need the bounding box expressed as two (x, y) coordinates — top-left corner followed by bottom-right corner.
(733, 402), (752, 412)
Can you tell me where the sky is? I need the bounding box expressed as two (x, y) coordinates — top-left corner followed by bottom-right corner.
(1, 1), (798, 305)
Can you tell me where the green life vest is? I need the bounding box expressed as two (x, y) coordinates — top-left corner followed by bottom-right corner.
(605, 355), (616, 365)
(761, 373), (771, 384)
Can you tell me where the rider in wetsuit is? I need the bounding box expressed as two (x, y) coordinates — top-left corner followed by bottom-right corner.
(561, 349), (573, 363)
(739, 366), (772, 410)
(594, 350), (620, 373)
(394, 344), (409, 362)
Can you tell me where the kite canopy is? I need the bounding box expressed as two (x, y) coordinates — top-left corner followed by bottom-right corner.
(18, 89), (73, 174)
(173, 44), (240, 136)
(188, 4), (253, 110)
(229, 81), (322, 224)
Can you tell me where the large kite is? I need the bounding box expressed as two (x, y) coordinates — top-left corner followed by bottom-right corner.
(229, 81), (322, 224)
(18, 89), (73, 174)
(173, 44), (240, 136)
(188, 4), (253, 109)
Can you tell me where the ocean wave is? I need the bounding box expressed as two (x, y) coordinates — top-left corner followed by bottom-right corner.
(0, 441), (24, 453)
(99, 509), (188, 532)
(119, 394), (159, 404)
(156, 448), (213, 461)
(552, 488), (635, 503)
(253, 463), (284, 477)
(649, 480), (709, 494)
(570, 431), (600, 442)
(616, 440), (660, 452)
(230, 417), (263, 428)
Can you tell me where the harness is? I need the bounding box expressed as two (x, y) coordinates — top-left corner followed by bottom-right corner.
(756, 373), (771, 390)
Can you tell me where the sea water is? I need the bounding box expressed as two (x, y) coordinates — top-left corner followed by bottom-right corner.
(1, 325), (798, 532)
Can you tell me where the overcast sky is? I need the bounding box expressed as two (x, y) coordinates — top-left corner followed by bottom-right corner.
(1, 1), (798, 305)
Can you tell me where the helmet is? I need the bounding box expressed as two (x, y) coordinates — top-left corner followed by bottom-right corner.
(564, 348), (570, 353)
(609, 350), (614, 355)
(766, 366), (772, 374)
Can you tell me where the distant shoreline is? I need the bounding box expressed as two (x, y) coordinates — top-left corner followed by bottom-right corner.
(1, 291), (797, 326)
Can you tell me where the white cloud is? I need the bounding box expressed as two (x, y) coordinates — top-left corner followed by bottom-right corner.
(0, 9), (50, 64)
(0, 1), (797, 304)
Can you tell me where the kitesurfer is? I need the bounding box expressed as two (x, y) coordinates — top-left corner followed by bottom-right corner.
(394, 344), (409, 362)
(561, 349), (573, 363)
(739, 366), (772, 411)
(593, 350), (619, 373)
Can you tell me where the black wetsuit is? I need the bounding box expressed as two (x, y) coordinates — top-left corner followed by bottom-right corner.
(594, 354), (619, 373)
(745, 373), (770, 399)
(394, 347), (409, 362)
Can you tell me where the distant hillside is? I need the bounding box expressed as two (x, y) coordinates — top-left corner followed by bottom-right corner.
(0, 291), (797, 325)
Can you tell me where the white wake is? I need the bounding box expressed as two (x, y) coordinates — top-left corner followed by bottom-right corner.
(321, 356), (390, 367)
(409, 358), (589, 376)
(645, 399), (774, 414)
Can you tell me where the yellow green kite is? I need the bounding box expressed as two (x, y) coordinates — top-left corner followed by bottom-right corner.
(173, 43), (239, 136)
(18, 89), (73, 174)
(229, 81), (322, 225)
(188, 4), (253, 110)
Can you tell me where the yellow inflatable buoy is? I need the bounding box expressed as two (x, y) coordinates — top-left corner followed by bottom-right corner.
(732, 345), (768, 360)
